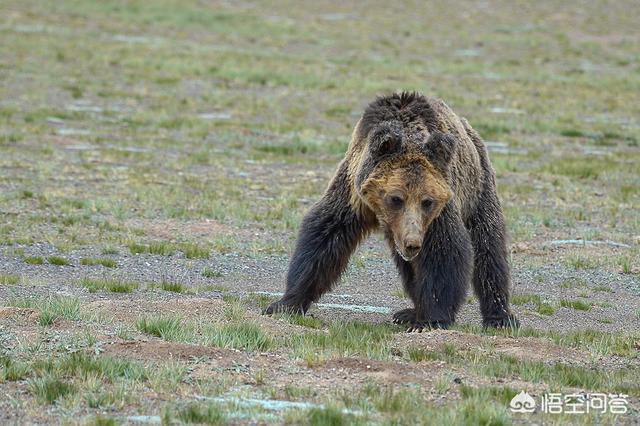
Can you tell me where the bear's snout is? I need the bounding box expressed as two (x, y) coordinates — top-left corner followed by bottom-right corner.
(395, 232), (423, 261)
(404, 240), (422, 257)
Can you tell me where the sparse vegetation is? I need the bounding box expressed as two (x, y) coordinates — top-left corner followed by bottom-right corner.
(80, 258), (118, 268)
(24, 256), (44, 265)
(10, 295), (81, 326)
(202, 268), (223, 278)
(137, 315), (189, 341)
(101, 246), (119, 255)
(167, 403), (227, 425)
(511, 294), (557, 316)
(29, 376), (76, 404)
(560, 299), (592, 311)
(79, 277), (138, 293)
(205, 322), (273, 352)
(566, 255), (598, 270)
(0, 272), (20, 285)
(47, 256), (69, 266)
(1, 356), (30, 381)
(158, 279), (187, 293)
(128, 241), (175, 256)
(181, 243), (210, 259)
(618, 256), (633, 274)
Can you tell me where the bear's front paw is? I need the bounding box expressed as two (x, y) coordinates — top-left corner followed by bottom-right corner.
(406, 320), (451, 333)
(392, 308), (415, 325)
(262, 300), (305, 316)
(483, 314), (520, 329)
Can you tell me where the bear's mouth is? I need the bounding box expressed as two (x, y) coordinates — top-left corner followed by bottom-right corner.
(396, 245), (421, 262)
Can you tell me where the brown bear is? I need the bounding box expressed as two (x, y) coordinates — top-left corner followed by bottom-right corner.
(264, 92), (519, 331)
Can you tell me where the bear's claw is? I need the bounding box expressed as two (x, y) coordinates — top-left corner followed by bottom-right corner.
(262, 300), (305, 316)
(406, 320), (451, 333)
(483, 314), (520, 329)
(392, 308), (416, 325)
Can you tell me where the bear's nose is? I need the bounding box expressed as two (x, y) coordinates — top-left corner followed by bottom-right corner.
(404, 242), (421, 257)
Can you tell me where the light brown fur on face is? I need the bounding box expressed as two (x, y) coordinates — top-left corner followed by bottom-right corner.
(360, 155), (452, 260)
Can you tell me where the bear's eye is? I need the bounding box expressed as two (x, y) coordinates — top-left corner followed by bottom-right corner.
(387, 195), (405, 210)
(421, 199), (433, 212)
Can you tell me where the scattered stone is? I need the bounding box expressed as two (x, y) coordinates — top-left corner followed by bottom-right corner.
(317, 303), (390, 314)
(454, 49), (482, 57)
(110, 34), (163, 45)
(46, 117), (65, 125)
(318, 13), (355, 21)
(198, 112), (232, 120)
(490, 107), (525, 114)
(547, 239), (632, 249)
(196, 395), (362, 415)
(67, 104), (103, 113)
(125, 415), (161, 424)
(56, 128), (91, 136)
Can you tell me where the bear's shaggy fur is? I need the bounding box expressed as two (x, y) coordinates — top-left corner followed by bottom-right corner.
(264, 92), (518, 330)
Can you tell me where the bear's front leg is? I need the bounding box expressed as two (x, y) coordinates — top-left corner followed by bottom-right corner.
(408, 205), (473, 332)
(263, 164), (372, 316)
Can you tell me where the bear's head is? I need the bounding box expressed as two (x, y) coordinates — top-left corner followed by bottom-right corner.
(357, 122), (455, 261)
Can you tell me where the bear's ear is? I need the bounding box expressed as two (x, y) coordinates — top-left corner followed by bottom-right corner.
(422, 132), (457, 173)
(369, 127), (402, 159)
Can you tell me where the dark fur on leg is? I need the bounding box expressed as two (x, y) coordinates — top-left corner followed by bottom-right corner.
(391, 243), (417, 325)
(462, 118), (519, 329)
(409, 204), (472, 332)
(263, 163), (372, 315)
(467, 188), (519, 328)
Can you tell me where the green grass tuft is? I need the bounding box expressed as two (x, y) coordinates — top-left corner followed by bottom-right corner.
(202, 268), (223, 278)
(169, 403), (226, 425)
(282, 313), (323, 329)
(47, 256), (69, 266)
(28, 376), (76, 404)
(128, 243), (147, 254)
(566, 255), (598, 269)
(80, 258), (118, 268)
(510, 294), (541, 305)
(560, 299), (592, 311)
(181, 243), (210, 259)
(205, 322), (272, 352)
(101, 246), (119, 255)
(289, 321), (395, 361)
(0, 272), (20, 285)
(79, 277), (138, 293)
(158, 279), (186, 293)
(24, 256), (44, 265)
(307, 405), (360, 426)
(148, 241), (175, 256)
(128, 241), (175, 256)
(136, 315), (188, 341)
(10, 295), (81, 326)
(85, 416), (118, 426)
(1, 356), (30, 381)
(536, 303), (557, 316)
(618, 256), (633, 274)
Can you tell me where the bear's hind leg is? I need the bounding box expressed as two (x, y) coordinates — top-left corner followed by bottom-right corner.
(468, 189), (519, 328)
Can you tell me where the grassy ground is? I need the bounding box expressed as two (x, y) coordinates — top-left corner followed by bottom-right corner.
(0, 0), (639, 424)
